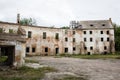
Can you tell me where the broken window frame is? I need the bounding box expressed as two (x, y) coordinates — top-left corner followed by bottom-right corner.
(73, 47), (76, 51)
(101, 31), (103, 34)
(90, 38), (93, 42)
(45, 47), (48, 52)
(73, 31), (75, 35)
(73, 38), (76, 42)
(104, 46), (107, 50)
(65, 37), (68, 42)
(55, 33), (59, 40)
(107, 30), (109, 34)
(101, 38), (104, 42)
(84, 38), (87, 42)
(28, 31), (32, 38)
(83, 31), (86, 34)
(26, 47), (30, 53)
(65, 48), (68, 53)
(90, 31), (92, 34)
(107, 37), (109, 41)
(90, 46), (93, 50)
(43, 32), (46, 39)
(84, 47), (87, 50)
(32, 47), (36, 53)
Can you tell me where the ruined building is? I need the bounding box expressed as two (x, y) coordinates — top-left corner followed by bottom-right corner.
(0, 14), (115, 66)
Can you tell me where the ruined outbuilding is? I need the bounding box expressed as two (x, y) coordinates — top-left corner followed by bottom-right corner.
(0, 15), (115, 60)
(0, 24), (26, 67)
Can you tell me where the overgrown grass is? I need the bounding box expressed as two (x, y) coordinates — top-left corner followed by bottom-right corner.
(0, 66), (57, 80)
(57, 53), (120, 59)
(25, 59), (39, 63)
(0, 56), (8, 63)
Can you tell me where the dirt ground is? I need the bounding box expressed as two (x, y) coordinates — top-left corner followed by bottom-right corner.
(26, 57), (120, 80)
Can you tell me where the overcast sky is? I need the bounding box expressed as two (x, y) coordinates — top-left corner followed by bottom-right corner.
(0, 0), (120, 27)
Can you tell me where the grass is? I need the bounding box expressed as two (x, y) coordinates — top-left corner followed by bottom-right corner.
(57, 53), (120, 59)
(25, 59), (39, 63)
(0, 56), (8, 63)
(0, 66), (57, 80)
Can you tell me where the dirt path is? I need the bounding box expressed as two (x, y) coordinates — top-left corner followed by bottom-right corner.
(26, 57), (120, 80)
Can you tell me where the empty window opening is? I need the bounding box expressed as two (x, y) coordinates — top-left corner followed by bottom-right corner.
(104, 46), (107, 50)
(101, 38), (103, 41)
(65, 37), (68, 42)
(101, 31), (103, 34)
(107, 37), (109, 41)
(107, 31), (109, 34)
(90, 31), (92, 34)
(84, 31), (86, 34)
(84, 47), (87, 50)
(90, 38), (93, 42)
(55, 33), (59, 40)
(102, 24), (105, 26)
(73, 38), (75, 42)
(45, 47), (48, 52)
(73, 31), (75, 35)
(65, 30), (68, 34)
(65, 48), (68, 53)
(90, 24), (94, 26)
(55, 48), (59, 54)
(26, 47), (29, 53)
(73, 47), (76, 51)
(28, 31), (32, 38)
(90, 47), (93, 50)
(32, 47), (36, 52)
(84, 38), (87, 42)
(43, 32), (46, 39)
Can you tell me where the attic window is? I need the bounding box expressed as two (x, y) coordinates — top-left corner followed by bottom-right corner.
(90, 24), (94, 26)
(102, 24), (105, 26)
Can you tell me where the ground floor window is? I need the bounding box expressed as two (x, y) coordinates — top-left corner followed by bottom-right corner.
(26, 47), (30, 52)
(45, 47), (48, 52)
(65, 48), (68, 53)
(32, 47), (36, 52)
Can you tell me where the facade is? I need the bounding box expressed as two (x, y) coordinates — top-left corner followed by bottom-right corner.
(0, 18), (115, 57)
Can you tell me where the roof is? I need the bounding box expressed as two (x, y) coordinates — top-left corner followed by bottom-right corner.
(72, 20), (114, 29)
(0, 21), (60, 29)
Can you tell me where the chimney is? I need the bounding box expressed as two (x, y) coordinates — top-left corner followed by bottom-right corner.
(109, 18), (112, 23)
(17, 13), (20, 24)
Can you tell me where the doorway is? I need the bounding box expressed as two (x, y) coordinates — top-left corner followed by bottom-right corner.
(55, 48), (59, 54)
(0, 45), (15, 66)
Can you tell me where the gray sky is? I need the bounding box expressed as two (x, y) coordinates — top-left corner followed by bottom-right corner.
(0, 0), (120, 27)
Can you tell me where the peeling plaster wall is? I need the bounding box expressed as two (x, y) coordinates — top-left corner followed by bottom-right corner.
(0, 22), (115, 56)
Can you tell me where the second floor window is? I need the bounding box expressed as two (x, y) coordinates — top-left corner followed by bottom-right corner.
(101, 31), (103, 34)
(84, 38), (87, 42)
(28, 31), (32, 38)
(84, 31), (86, 34)
(55, 33), (59, 40)
(90, 31), (92, 34)
(43, 32), (46, 39)
(65, 37), (68, 42)
(73, 38), (75, 42)
(90, 38), (93, 42)
(101, 38), (103, 41)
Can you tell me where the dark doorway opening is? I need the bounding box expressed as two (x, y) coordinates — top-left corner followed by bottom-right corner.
(55, 48), (59, 54)
(65, 48), (68, 53)
(0, 46), (15, 66)
(87, 52), (91, 55)
(45, 47), (48, 56)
